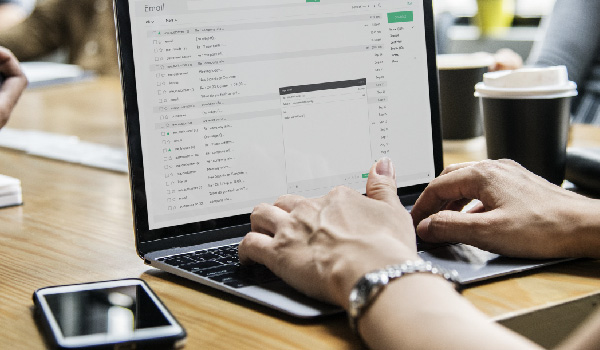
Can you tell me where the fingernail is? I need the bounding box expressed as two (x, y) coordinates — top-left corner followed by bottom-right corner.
(376, 157), (394, 177)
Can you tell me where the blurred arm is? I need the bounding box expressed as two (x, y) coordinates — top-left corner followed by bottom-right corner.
(527, 0), (600, 88)
(0, 3), (27, 31)
(0, 0), (66, 61)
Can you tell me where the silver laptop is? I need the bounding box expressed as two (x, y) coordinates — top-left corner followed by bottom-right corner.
(113, 0), (565, 318)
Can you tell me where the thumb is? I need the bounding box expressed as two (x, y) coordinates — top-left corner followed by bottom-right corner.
(366, 158), (400, 206)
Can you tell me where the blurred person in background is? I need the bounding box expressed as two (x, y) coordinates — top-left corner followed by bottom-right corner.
(491, 0), (600, 125)
(0, 0), (118, 76)
(0, 46), (27, 128)
(0, 0), (35, 31)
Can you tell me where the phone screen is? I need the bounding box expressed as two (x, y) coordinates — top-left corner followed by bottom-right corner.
(34, 279), (186, 349)
(44, 285), (170, 337)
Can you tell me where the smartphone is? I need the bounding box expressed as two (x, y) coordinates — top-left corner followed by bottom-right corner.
(33, 279), (186, 350)
(0, 73), (5, 86)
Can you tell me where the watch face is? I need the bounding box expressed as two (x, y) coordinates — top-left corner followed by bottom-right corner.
(349, 271), (390, 311)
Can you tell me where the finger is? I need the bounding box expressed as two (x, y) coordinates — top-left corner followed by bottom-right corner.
(416, 210), (495, 247)
(273, 194), (307, 212)
(238, 232), (275, 265)
(250, 203), (289, 235)
(439, 162), (478, 176)
(366, 157), (401, 207)
(0, 48), (27, 127)
(0, 47), (24, 77)
(411, 165), (487, 227)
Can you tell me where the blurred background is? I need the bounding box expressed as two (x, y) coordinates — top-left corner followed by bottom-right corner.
(434, 0), (556, 60)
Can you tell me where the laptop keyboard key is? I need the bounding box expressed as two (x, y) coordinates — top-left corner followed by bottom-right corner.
(193, 252), (219, 261)
(196, 265), (237, 278)
(178, 260), (221, 272)
(162, 255), (196, 267)
(216, 257), (239, 265)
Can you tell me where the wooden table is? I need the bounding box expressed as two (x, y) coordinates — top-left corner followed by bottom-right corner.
(1, 78), (599, 349)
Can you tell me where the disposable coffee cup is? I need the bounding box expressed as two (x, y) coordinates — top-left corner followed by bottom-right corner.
(475, 66), (577, 185)
(438, 53), (493, 141)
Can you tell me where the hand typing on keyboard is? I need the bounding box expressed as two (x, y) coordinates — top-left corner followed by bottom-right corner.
(412, 159), (600, 259)
(238, 158), (418, 307)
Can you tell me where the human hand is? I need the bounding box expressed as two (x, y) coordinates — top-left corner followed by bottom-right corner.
(412, 160), (600, 259)
(238, 158), (419, 308)
(0, 46), (27, 129)
(489, 48), (523, 72)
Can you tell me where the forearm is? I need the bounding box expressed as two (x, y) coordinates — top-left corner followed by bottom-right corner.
(0, 0), (64, 61)
(0, 4), (26, 31)
(358, 274), (541, 350)
(528, 0), (600, 86)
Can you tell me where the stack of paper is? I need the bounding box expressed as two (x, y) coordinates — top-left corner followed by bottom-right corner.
(20, 62), (93, 88)
(0, 128), (128, 173)
(0, 174), (22, 208)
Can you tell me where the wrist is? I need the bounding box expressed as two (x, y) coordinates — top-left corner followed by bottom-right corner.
(568, 197), (600, 258)
(347, 260), (460, 343)
(329, 243), (420, 308)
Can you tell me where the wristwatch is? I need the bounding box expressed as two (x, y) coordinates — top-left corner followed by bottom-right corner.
(348, 260), (460, 339)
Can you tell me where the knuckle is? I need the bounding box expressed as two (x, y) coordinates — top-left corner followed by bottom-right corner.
(443, 163), (462, 173)
(295, 198), (317, 212)
(329, 185), (359, 200)
(473, 160), (502, 181)
(498, 158), (520, 167)
(250, 202), (269, 216)
(329, 185), (348, 195)
(274, 194), (293, 206)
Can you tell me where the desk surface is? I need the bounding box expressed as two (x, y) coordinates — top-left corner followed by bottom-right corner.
(1, 78), (600, 349)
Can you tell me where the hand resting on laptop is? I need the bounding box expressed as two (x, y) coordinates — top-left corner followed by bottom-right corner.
(239, 158), (600, 350)
(412, 159), (600, 259)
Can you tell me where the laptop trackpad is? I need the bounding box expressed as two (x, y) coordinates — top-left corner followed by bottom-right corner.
(418, 243), (568, 285)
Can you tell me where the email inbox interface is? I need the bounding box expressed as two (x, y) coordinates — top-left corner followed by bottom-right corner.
(129, 0), (434, 230)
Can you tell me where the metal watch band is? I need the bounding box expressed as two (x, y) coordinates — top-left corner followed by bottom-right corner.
(347, 260), (460, 342)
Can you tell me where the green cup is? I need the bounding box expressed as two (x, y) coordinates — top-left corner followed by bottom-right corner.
(475, 0), (515, 36)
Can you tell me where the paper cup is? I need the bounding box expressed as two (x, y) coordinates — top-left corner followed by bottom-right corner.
(438, 54), (493, 141)
(476, 76), (577, 185)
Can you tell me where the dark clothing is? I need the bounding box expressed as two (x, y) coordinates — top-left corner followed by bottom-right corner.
(529, 0), (600, 124)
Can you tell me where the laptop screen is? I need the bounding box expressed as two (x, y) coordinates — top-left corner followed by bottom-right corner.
(115, 0), (442, 248)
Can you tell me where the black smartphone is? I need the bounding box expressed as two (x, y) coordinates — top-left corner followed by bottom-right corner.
(0, 73), (5, 86)
(33, 278), (186, 350)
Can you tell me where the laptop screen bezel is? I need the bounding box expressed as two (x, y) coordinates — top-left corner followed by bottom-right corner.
(113, 0), (443, 258)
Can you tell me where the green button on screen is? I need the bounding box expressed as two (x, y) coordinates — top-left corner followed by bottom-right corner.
(387, 11), (413, 23)
(306, 0), (320, 2)
(362, 173), (369, 179)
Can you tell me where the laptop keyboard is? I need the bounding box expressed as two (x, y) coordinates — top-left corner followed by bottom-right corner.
(156, 244), (280, 289)
(156, 239), (448, 289)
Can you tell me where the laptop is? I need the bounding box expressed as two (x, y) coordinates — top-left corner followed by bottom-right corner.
(113, 0), (566, 318)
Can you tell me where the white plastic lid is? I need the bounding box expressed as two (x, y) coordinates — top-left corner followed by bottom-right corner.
(475, 65), (577, 99)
